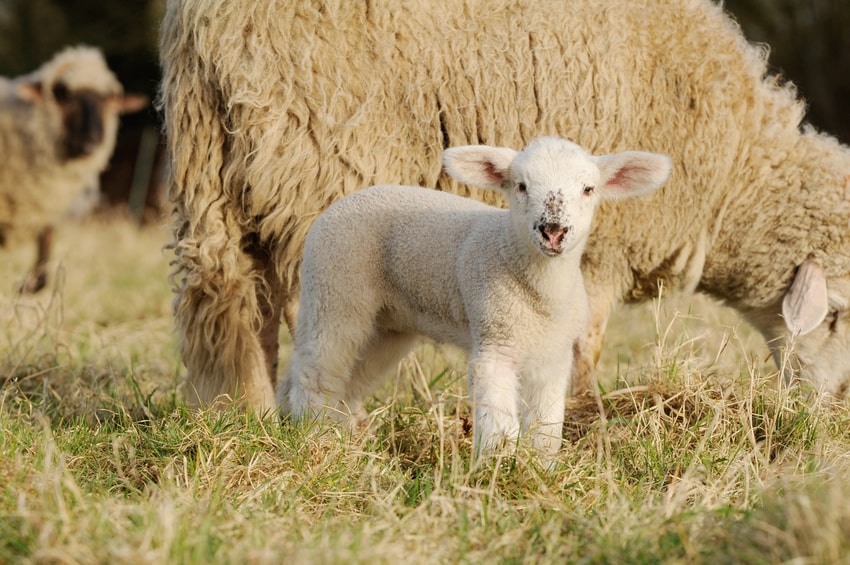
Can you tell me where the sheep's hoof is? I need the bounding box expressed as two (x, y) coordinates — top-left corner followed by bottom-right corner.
(18, 269), (47, 294)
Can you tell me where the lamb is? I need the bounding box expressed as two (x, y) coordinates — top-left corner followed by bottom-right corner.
(0, 46), (146, 293)
(279, 137), (671, 459)
(159, 0), (850, 411)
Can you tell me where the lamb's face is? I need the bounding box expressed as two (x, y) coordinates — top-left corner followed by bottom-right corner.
(508, 142), (601, 257)
(442, 136), (670, 258)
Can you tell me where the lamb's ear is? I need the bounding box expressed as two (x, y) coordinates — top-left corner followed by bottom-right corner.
(442, 145), (518, 192)
(782, 259), (829, 336)
(593, 151), (673, 199)
(16, 81), (43, 102)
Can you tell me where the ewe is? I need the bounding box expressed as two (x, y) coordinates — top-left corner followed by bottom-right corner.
(161, 0), (850, 410)
(0, 46), (145, 293)
(280, 137), (671, 461)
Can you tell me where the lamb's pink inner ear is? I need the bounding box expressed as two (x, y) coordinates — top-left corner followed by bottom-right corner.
(596, 151), (672, 198)
(443, 145), (516, 191)
(782, 259), (829, 336)
(605, 166), (638, 190)
(484, 162), (505, 185)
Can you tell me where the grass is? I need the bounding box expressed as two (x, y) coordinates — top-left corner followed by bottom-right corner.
(2, 214), (850, 564)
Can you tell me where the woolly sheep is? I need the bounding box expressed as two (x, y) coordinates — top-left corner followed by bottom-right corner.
(0, 46), (146, 293)
(159, 0), (850, 411)
(280, 137), (671, 459)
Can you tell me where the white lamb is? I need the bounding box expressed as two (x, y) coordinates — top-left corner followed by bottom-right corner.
(279, 137), (671, 461)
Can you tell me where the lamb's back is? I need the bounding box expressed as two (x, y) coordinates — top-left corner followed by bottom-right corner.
(305, 185), (503, 343)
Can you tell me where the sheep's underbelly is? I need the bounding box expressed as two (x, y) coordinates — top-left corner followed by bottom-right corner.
(378, 304), (473, 352)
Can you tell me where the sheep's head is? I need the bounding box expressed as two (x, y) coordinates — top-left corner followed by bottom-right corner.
(15, 46), (146, 161)
(754, 261), (850, 397)
(443, 136), (672, 257)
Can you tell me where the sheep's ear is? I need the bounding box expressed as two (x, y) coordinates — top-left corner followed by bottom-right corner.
(442, 145), (518, 192)
(782, 259), (829, 336)
(16, 81), (43, 102)
(593, 151), (672, 199)
(116, 93), (149, 114)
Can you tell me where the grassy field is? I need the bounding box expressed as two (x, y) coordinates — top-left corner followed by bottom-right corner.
(2, 215), (850, 564)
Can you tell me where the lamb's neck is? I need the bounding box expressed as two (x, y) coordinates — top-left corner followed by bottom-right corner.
(498, 227), (585, 305)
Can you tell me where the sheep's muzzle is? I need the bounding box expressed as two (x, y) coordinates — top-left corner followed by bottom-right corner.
(538, 223), (568, 254)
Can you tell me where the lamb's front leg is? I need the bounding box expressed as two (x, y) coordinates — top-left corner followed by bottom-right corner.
(520, 354), (572, 467)
(468, 351), (521, 460)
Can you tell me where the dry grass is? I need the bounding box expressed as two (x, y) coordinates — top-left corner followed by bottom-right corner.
(2, 214), (850, 564)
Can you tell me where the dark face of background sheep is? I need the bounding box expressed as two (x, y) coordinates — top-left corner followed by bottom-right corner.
(17, 70), (129, 164)
(51, 82), (108, 160)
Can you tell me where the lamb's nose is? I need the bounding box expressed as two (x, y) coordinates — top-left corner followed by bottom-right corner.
(540, 223), (567, 246)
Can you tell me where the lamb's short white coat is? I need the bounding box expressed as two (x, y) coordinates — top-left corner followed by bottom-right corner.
(279, 137), (671, 461)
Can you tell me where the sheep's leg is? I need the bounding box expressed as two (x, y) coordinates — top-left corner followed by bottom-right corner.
(284, 345), (350, 423)
(572, 288), (615, 396)
(468, 352), (520, 459)
(284, 330), (373, 425)
(20, 226), (54, 294)
(257, 257), (284, 392)
(177, 234), (275, 412)
(572, 339), (596, 396)
(283, 293), (382, 425)
(344, 331), (419, 427)
(282, 293), (299, 336)
(282, 347), (349, 423)
(519, 361), (571, 466)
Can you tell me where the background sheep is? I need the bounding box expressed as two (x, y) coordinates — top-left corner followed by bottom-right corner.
(0, 46), (146, 293)
(159, 0), (850, 411)
(281, 137), (671, 460)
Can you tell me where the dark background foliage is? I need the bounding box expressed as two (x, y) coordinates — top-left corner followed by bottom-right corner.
(725, 0), (850, 143)
(0, 0), (847, 216)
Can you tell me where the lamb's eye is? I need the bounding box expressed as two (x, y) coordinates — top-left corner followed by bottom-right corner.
(517, 183), (527, 193)
(583, 185), (595, 196)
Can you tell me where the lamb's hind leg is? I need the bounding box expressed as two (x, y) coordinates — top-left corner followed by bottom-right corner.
(283, 330), (379, 425)
(281, 292), (383, 425)
(344, 331), (419, 427)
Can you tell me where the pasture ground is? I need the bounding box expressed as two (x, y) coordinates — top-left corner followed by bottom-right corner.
(2, 215), (849, 563)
